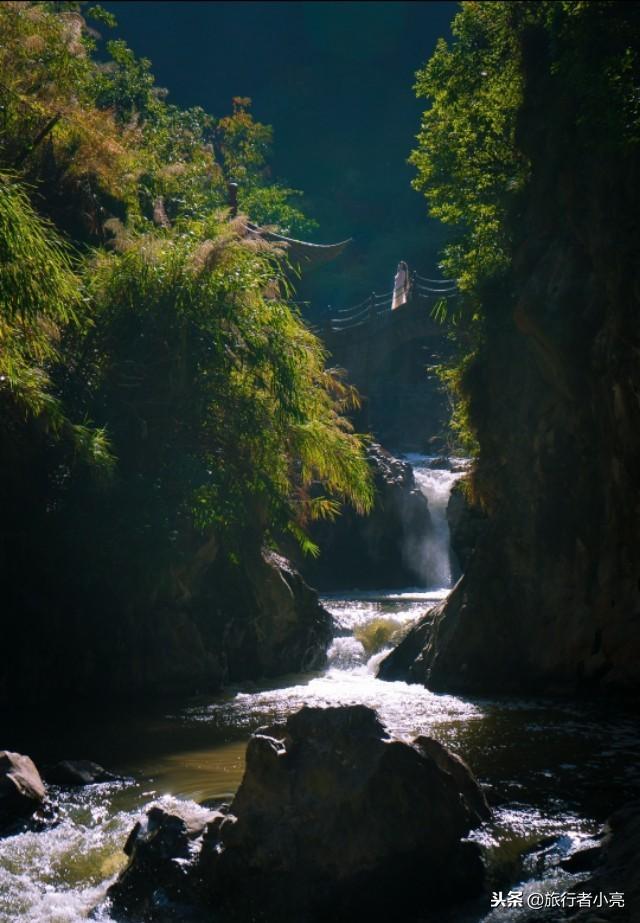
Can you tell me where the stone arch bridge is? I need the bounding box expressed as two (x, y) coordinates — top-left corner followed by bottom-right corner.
(319, 270), (459, 447)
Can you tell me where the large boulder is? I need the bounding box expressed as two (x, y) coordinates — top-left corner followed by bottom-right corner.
(107, 704), (488, 922)
(211, 549), (333, 682)
(0, 750), (47, 834)
(297, 443), (432, 590)
(1, 541), (330, 708)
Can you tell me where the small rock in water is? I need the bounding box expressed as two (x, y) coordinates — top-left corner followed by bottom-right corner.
(42, 759), (122, 787)
(427, 456), (452, 470)
(0, 750), (47, 834)
(560, 842), (602, 873)
(113, 800), (223, 919)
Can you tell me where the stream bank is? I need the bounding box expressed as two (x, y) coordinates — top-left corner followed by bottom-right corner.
(1, 545), (332, 709)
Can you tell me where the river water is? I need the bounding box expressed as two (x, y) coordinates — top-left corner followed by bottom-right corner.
(1, 458), (639, 922)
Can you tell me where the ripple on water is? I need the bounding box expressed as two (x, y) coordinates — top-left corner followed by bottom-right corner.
(0, 784), (133, 923)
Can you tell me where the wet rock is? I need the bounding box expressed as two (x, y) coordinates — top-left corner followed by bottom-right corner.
(446, 477), (486, 575)
(217, 549), (333, 681)
(0, 750), (46, 834)
(107, 704), (488, 922)
(560, 842), (602, 873)
(566, 801), (640, 922)
(413, 735), (491, 821)
(511, 805), (639, 923)
(427, 455), (452, 469)
(43, 759), (121, 787)
(109, 801), (222, 921)
(376, 604), (438, 682)
(296, 443), (432, 590)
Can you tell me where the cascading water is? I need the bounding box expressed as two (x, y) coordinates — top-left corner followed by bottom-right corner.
(402, 454), (468, 590)
(1, 456), (639, 923)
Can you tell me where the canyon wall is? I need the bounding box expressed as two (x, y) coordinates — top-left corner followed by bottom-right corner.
(381, 24), (640, 696)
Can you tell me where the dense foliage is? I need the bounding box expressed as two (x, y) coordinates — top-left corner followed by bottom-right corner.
(411, 0), (640, 454)
(0, 3), (315, 235)
(0, 3), (372, 622)
(0, 174), (111, 465)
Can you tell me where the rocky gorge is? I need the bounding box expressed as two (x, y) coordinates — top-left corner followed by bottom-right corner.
(377, 19), (640, 699)
(1, 453), (639, 922)
(1, 3), (640, 922)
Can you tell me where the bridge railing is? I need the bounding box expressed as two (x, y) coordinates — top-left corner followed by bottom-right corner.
(325, 268), (458, 337)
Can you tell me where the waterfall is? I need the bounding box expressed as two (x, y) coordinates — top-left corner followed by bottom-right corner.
(322, 455), (468, 675)
(403, 456), (466, 590)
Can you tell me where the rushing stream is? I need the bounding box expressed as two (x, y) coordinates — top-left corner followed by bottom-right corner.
(1, 457), (639, 922)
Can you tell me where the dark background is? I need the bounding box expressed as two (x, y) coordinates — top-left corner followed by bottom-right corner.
(104, 1), (457, 315)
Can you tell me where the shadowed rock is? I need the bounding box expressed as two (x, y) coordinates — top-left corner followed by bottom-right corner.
(109, 801), (221, 921)
(377, 602), (439, 684)
(567, 801), (640, 922)
(107, 704), (489, 922)
(43, 759), (122, 787)
(296, 443), (432, 590)
(413, 735), (491, 822)
(446, 477), (486, 575)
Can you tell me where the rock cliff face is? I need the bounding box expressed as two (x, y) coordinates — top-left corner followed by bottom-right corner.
(203, 549), (332, 683)
(446, 478), (486, 576)
(297, 443), (431, 590)
(107, 705), (488, 922)
(382, 27), (640, 695)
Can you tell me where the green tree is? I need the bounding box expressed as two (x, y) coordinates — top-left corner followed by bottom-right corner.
(410, 2), (528, 297)
(410, 1), (640, 454)
(0, 0), (372, 609)
(77, 215), (371, 572)
(216, 97), (317, 235)
(412, 1), (640, 299)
